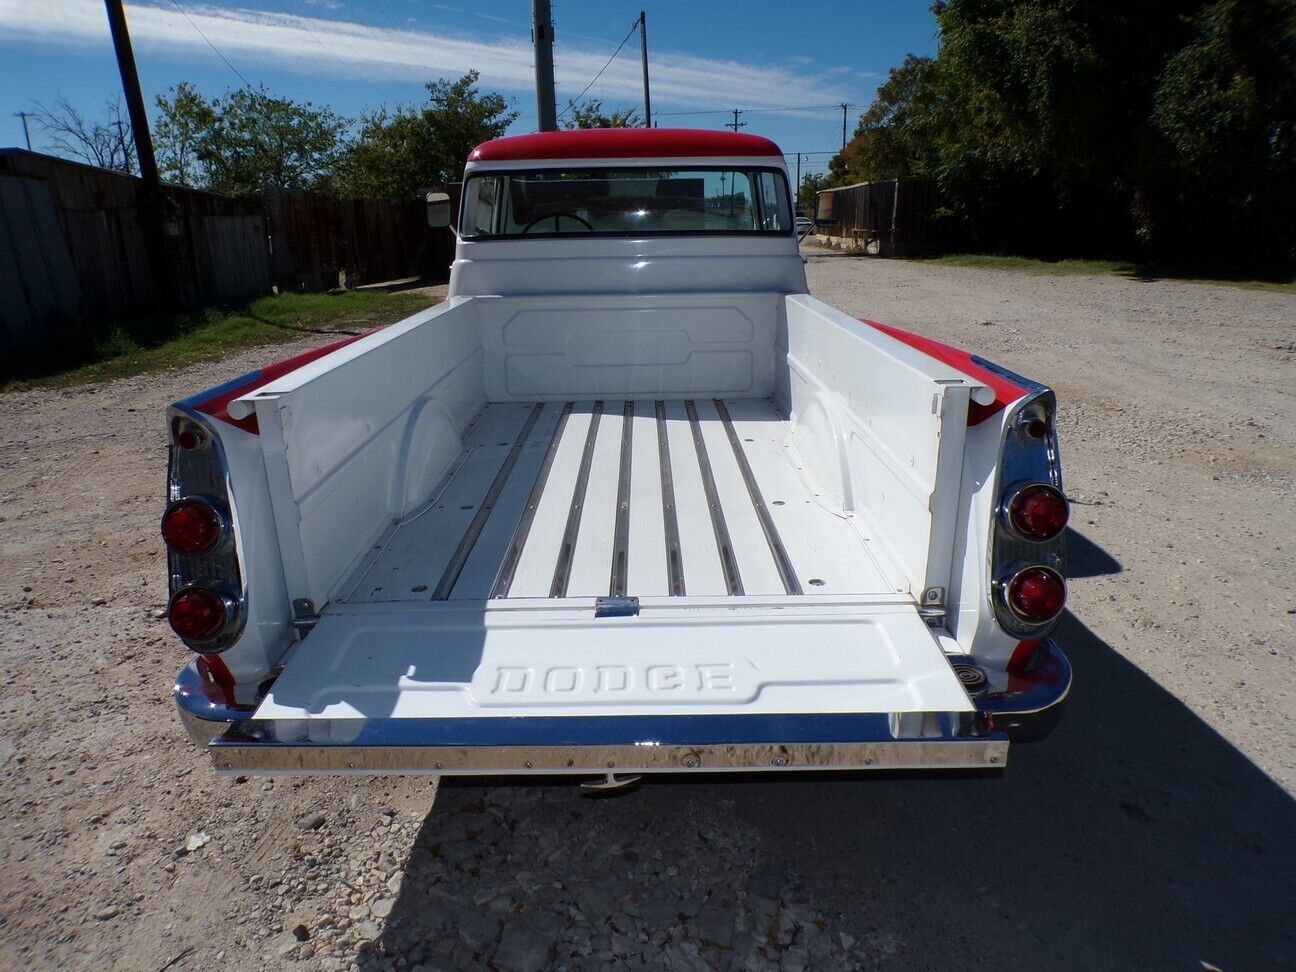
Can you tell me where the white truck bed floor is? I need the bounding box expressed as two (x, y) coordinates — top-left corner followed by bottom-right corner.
(338, 399), (897, 604)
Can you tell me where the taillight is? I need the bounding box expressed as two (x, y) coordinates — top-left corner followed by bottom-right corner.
(162, 499), (226, 556)
(168, 585), (234, 644)
(1006, 484), (1068, 541)
(1005, 567), (1065, 624)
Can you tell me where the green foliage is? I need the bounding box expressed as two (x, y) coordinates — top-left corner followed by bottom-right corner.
(562, 100), (643, 129)
(829, 56), (943, 185)
(797, 172), (830, 215)
(1144, 0), (1296, 265)
(331, 72), (517, 199)
(830, 0), (1296, 271)
(155, 84), (348, 195)
(1, 292), (434, 391)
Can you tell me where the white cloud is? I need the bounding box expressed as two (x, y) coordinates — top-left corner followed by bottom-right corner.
(0, 0), (853, 114)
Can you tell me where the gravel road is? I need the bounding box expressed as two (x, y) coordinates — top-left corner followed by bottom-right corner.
(2, 257), (1293, 970)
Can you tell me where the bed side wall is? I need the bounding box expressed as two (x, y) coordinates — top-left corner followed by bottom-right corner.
(248, 299), (487, 610)
(779, 295), (977, 600)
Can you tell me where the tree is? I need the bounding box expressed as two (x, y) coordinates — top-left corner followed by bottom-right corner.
(153, 83), (214, 188)
(797, 172), (829, 215)
(332, 72), (517, 199)
(31, 96), (136, 174)
(1144, 0), (1296, 268)
(563, 100), (642, 129)
(824, 0), (1296, 269)
(829, 56), (943, 186)
(154, 84), (348, 195)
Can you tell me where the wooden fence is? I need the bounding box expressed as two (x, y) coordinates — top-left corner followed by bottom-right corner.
(814, 178), (939, 257)
(0, 150), (453, 353)
(265, 191), (454, 294)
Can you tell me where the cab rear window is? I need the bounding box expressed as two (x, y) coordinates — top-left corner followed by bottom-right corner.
(460, 167), (793, 237)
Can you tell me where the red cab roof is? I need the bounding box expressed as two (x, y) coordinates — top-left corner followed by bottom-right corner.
(468, 128), (784, 164)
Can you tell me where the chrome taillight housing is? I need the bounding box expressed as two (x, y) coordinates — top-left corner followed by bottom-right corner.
(165, 410), (245, 653)
(987, 384), (1068, 637)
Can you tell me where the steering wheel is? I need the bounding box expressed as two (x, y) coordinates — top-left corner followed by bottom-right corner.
(523, 212), (594, 233)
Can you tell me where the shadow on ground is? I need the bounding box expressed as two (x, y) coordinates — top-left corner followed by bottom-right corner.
(372, 611), (1295, 970)
(1066, 526), (1123, 578)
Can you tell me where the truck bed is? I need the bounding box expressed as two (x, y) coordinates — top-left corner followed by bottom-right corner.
(337, 398), (897, 604)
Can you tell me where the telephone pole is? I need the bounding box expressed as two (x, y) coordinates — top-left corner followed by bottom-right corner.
(840, 102), (849, 150)
(795, 153), (802, 206)
(638, 11), (651, 128)
(532, 0), (557, 131)
(727, 109), (745, 132)
(103, 0), (159, 191)
(14, 112), (33, 151)
(103, 0), (172, 307)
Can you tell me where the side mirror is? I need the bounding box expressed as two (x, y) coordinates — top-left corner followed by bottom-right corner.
(426, 191), (452, 229)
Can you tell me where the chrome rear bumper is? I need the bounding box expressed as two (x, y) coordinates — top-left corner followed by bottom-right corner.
(967, 637), (1073, 743)
(177, 722), (1017, 777)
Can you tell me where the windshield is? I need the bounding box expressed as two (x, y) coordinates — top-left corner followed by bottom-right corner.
(460, 167), (793, 237)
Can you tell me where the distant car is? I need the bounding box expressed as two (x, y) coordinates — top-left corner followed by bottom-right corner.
(795, 216), (814, 238)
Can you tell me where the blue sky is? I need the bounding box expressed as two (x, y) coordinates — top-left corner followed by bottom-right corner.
(0, 0), (939, 180)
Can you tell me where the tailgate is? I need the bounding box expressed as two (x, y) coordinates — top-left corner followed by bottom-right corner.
(209, 597), (1006, 774)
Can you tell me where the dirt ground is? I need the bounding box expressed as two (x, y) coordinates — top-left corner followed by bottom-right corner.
(1, 256), (1293, 971)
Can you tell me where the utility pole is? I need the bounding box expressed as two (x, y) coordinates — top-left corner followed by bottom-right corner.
(727, 109), (745, 132)
(795, 153), (802, 208)
(840, 102), (849, 150)
(532, 0), (557, 132)
(14, 111), (33, 151)
(638, 11), (651, 128)
(103, 0), (173, 308)
(103, 0), (159, 190)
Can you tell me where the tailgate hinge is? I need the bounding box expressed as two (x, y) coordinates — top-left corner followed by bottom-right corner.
(919, 587), (945, 628)
(594, 596), (640, 618)
(291, 597), (320, 635)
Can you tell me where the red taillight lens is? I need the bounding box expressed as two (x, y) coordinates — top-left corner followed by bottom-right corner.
(162, 500), (224, 556)
(1008, 485), (1069, 541)
(1006, 567), (1065, 624)
(168, 586), (229, 643)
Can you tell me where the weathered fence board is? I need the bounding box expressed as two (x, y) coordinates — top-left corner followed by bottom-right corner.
(265, 191), (454, 293)
(0, 175), (82, 350)
(1, 150), (453, 354)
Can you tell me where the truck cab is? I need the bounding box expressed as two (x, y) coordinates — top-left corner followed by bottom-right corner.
(169, 129), (1071, 778)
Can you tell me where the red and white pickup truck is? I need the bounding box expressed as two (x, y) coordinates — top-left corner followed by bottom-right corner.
(168, 129), (1071, 781)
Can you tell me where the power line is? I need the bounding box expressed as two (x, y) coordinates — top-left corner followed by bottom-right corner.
(653, 103), (851, 119)
(265, 0), (366, 84)
(557, 19), (640, 120)
(169, 0), (254, 88)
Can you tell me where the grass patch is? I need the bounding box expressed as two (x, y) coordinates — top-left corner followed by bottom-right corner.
(927, 254), (1139, 275)
(922, 253), (1296, 293)
(2, 290), (435, 392)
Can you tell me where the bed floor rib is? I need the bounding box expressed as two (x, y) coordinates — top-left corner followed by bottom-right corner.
(341, 399), (893, 603)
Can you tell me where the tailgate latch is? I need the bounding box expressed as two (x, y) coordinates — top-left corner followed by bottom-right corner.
(595, 596), (640, 618)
